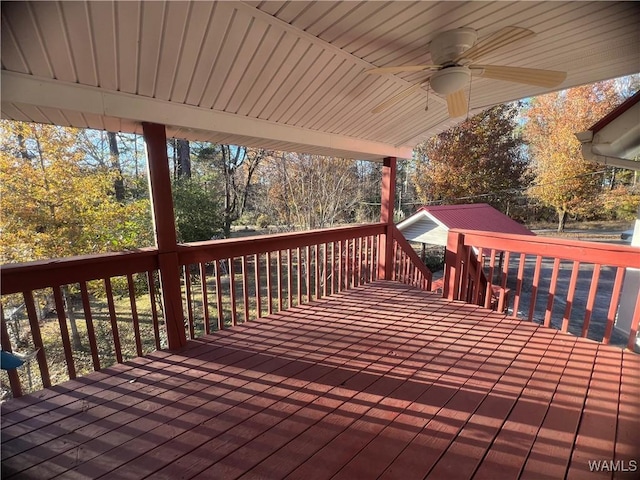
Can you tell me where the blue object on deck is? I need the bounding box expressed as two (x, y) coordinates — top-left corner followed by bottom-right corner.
(1, 350), (25, 370)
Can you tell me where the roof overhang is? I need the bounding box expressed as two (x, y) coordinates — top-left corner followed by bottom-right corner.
(575, 91), (640, 170)
(1, 71), (411, 161)
(2, 1), (639, 160)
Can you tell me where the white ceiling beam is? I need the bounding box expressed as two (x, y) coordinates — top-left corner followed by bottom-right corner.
(1, 71), (414, 160)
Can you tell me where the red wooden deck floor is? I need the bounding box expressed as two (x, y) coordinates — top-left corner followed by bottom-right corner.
(2, 281), (638, 480)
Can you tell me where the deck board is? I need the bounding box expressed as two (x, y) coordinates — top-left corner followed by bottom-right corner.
(1, 281), (638, 480)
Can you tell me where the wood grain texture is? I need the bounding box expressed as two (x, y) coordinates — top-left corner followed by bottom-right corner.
(2, 282), (635, 480)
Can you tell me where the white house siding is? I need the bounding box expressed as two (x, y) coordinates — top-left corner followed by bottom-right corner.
(399, 219), (448, 246)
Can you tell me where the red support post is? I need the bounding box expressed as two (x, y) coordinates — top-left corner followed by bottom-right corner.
(378, 157), (397, 280)
(443, 230), (465, 300)
(142, 122), (187, 350)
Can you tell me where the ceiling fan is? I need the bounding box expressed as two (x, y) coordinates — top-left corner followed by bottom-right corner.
(366, 26), (567, 118)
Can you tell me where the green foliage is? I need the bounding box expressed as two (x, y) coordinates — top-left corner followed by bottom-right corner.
(172, 178), (223, 242)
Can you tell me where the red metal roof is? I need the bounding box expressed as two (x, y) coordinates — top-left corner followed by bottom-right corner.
(418, 203), (535, 236)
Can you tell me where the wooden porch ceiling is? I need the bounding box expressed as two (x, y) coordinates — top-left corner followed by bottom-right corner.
(2, 282), (638, 479)
(2, 1), (639, 160)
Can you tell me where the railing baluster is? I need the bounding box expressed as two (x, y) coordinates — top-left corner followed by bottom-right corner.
(528, 255), (543, 322)
(626, 291), (640, 351)
(0, 308), (22, 397)
(242, 256), (250, 323)
(603, 267), (626, 343)
(274, 250), (283, 315)
(287, 249), (293, 308)
(544, 258), (561, 327)
(323, 243), (329, 297)
(353, 238), (357, 286)
(229, 257), (237, 326)
(392, 241), (398, 281)
(499, 251), (511, 312)
(296, 247), (302, 305)
(364, 236), (370, 284)
(126, 274), (143, 357)
(344, 240), (350, 289)
(484, 250), (497, 309)
(561, 261), (580, 333)
(351, 239), (357, 288)
(582, 265), (601, 337)
(104, 279), (123, 363)
(267, 250), (282, 315)
(147, 270), (161, 349)
(200, 263), (211, 334)
(314, 244), (320, 299)
(511, 253), (526, 318)
(372, 235), (378, 282)
(472, 248), (484, 305)
(215, 260), (224, 330)
(24, 289), (52, 384)
(461, 245), (472, 302)
(357, 237), (366, 285)
(53, 285), (78, 378)
(183, 266), (195, 339)
(338, 241), (343, 291)
(306, 245), (311, 302)
(329, 242), (338, 295)
(255, 253), (262, 319)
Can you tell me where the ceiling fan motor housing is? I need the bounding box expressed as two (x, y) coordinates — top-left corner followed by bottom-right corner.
(429, 67), (471, 95)
(429, 27), (478, 65)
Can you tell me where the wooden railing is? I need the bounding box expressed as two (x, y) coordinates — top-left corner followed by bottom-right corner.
(444, 229), (640, 349)
(0, 249), (166, 398)
(0, 223), (432, 398)
(176, 224), (387, 334)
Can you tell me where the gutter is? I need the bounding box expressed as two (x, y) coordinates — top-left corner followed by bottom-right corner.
(575, 131), (640, 171)
(574, 94), (640, 171)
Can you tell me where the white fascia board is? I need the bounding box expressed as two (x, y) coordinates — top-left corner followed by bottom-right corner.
(1, 71), (413, 160)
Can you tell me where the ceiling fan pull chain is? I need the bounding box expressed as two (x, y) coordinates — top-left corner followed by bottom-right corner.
(425, 86), (430, 112)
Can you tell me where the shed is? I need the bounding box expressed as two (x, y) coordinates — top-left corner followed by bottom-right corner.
(397, 203), (535, 246)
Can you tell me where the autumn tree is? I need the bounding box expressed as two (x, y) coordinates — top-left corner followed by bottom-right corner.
(0, 121), (153, 347)
(522, 80), (624, 231)
(262, 153), (361, 230)
(412, 103), (528, 213)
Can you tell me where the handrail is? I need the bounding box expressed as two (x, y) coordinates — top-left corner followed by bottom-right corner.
(1, 248), (159, 295)
(457, 229), (640, 268)
(177, 223), (386, 265)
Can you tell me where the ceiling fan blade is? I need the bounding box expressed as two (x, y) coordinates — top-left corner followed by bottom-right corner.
(471, 65), (566, 88)
(446, 89), (468, 118)
(366, 65), (440, 75)
(456, 26), (534, 62)
(372, 83), (424, 114)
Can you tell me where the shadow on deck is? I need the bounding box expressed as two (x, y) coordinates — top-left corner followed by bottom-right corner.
(1, 281), (638, 479)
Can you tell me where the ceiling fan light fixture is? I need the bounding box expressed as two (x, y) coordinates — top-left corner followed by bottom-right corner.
(429, 67), (470, 95)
